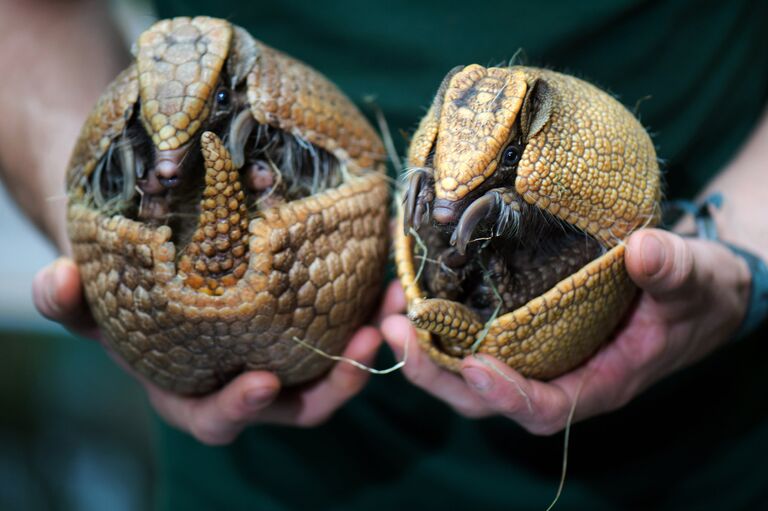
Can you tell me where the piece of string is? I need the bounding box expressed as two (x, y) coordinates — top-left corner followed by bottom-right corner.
(365, 96), (404, 173)
(290, 335), (408, 375)
(544, 367), (590, 511)
(409, 226), (430, 284)
(469, 259), (534, 413)
(664, 192), (723, 240)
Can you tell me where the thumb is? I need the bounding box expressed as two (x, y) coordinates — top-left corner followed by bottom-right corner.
(625, 229), (701, 300)
(32, 257), (99, 338)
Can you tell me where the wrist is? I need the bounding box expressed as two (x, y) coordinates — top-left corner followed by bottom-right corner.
(669, 194), (767, 340)
(727, 244), (768, 340)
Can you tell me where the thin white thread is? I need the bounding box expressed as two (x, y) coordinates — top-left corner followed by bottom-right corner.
(290, 335), (408, 375)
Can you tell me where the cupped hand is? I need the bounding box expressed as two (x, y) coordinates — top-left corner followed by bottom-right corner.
(381, 228), (751, 435)
(32, 257), (403, 445)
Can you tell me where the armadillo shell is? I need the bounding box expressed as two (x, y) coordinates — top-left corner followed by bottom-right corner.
(395, 212), (636, 380)
(396, 65), (660, 379)
(66, 17), (389, 395)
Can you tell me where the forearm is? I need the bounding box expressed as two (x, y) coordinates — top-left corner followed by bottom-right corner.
(0, 0), (129, 251)
(685, 107), (768, 262)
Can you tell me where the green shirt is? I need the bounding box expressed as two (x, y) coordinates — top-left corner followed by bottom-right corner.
(152, 1), (768, 509)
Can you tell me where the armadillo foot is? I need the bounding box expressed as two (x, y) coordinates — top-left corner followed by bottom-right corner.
(408, 298), (486, 356)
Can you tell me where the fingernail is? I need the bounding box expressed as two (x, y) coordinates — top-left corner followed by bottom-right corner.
(52, 260), (70, 292)
(244, 387), (275, 408)
(44, 265), (61, 315)
(464, 368), (492, 392)
(52, 256), (71, 269)
(640, 233), (665, 277)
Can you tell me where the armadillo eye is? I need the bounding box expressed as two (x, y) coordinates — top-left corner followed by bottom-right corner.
(501, 143), (522, 167)
(215, 88), (231, 107)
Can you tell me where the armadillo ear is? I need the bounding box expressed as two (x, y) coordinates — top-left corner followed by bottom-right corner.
(407, 65), (463, 167)
(432, 65), (464, 119)
(520, 78), (553, 141)
(228, 26), (260, 88)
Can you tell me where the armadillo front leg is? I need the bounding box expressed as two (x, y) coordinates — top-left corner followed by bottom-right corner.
(408, 298), (487, 357)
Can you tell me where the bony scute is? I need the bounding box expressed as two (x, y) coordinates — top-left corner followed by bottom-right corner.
(396, 64), (660, 379)
(66, 16), (389, 395)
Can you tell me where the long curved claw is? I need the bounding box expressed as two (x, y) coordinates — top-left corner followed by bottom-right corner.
(404, 169), (423, 234)
(408, 298), (485, 354)
(403, 168), (435, 235)
(134, 156), (146, 180)
(92, 155), (107, 208)
(117, 133), (136, 202)
(94, 141), (135, 210)
(228, 109), (257, 169)
(450, 192), (500, 255)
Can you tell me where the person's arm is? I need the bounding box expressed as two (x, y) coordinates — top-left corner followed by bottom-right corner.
(381, 106), (767, 433)
(0, 0), (129, 250)
(1, 1), (392, 445)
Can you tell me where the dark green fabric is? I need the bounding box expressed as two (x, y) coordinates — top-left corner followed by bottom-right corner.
(150, 1), (768, 509)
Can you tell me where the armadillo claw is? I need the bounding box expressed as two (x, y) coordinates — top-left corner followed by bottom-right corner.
(403, 168), (434, 234)
(450, 191), (499, 255)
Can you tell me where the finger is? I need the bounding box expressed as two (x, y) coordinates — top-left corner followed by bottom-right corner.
(32, 258), (80, 320)
(373, 280), (407, 325)
(32, 257), (99, 338)
(460, 355), (575, 434)
(461, 299), (680, 436)
(626, 229), (750, 326)
(145, 371), (281, 446)
(257, 326), (383, 426)
(625, 228), (748, 299)
(625, 229), (698, 298)
(381, 315), (492, 418)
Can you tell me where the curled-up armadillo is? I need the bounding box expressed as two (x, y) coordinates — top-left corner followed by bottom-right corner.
(66, 17), (389, 395)
(395, 65), (661, 379)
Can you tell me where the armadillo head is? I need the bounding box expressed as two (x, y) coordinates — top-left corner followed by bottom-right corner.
(430, 65), (528, 222)
(136, 17), (231, 151)
(408, 64), (660, 246)
(135, 17), (258, 187)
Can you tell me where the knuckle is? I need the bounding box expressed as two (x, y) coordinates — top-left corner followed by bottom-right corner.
(497, 396), (527, 417)
(405, 370), (427, 388)
(611, 391), (634, 412)
(454, 404), (490, 419)
(297, 412), (330, 428)
(189, 416), (234, 446)
(517, 408), (567, 436)
(642, 333), (669, 365)
(403, 362), (433, 388)
(330, 369), (368, 400)
(491, 386), (532, 417)
(668, 238), (695, 291)
(611, 378), (643, 412)
(524, 419), (565, 436)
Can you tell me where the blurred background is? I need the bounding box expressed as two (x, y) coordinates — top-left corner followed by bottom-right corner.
(0, 1), (157, 509)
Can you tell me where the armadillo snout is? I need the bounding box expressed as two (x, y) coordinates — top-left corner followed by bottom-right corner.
(431, 199), (459, 224)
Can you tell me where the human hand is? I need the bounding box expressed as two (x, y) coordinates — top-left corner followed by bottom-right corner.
(381, 228), (751, 434)
(32, 257), (401, 445)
